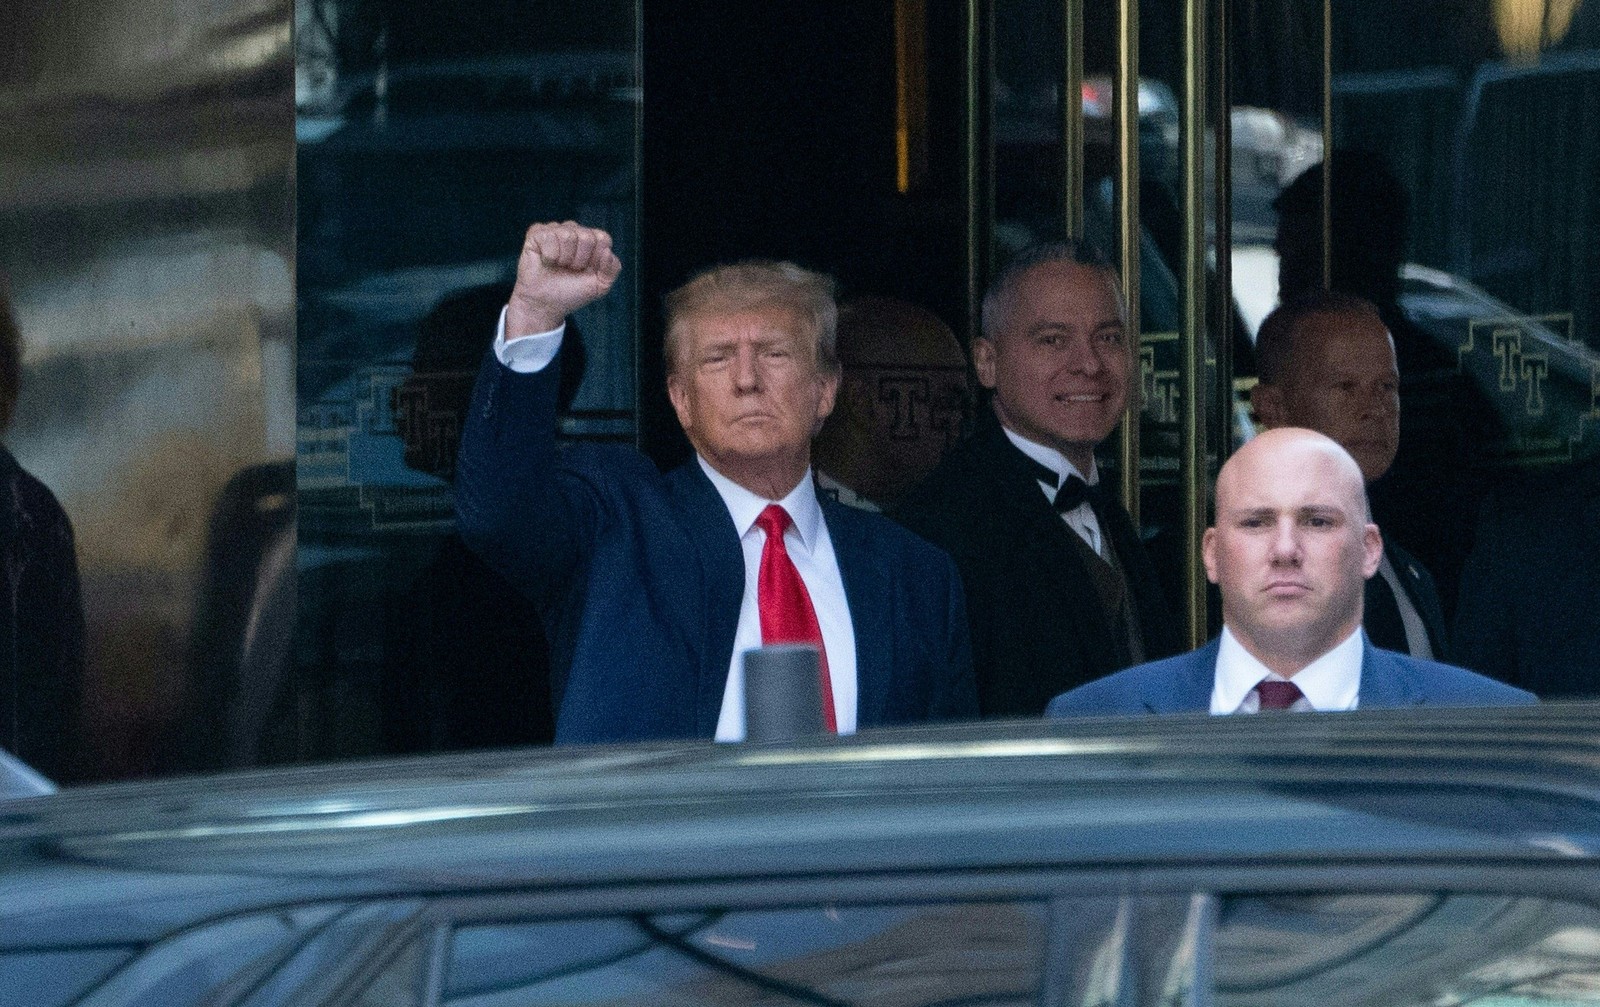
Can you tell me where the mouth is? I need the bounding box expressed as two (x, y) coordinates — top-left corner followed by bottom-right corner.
(1263, 579), (1311, 597)
(1055, 393), (1108, 404)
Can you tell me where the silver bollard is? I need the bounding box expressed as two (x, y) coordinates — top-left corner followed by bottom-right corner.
(742, 644), (824, 742)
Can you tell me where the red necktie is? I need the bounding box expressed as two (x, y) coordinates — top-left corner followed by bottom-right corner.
(1255, 679), (1304, 711)
(755, 504), (836, 732)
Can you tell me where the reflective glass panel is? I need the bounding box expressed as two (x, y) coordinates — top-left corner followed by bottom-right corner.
(292, 0), (641, 762)
(1218, 893), (1600, 1007)
(443, 901), (1049, 1007)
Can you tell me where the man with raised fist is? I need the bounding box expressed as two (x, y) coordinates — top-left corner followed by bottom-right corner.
(455, 222), (976, 744)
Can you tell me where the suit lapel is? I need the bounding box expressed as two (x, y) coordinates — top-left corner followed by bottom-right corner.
(1098, 496), (1180, 660)
(1383, 535), (1448, 658)
(1141, 639), (1219, 713)
(975, 414), (1125, 672)
(824, 500), (893, 727)
(1355, 636), (1426, 708)
(1362, 563), (1410, 654)
(666, 461), (746, 735)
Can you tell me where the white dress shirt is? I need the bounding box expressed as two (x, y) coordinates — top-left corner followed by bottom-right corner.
(700, 461), (858, 741)
(494, 307), (564, 372)
(1000, 426), (1105, 556)
(1210, 625), (1363, 714)
(493, 310), (858, 742)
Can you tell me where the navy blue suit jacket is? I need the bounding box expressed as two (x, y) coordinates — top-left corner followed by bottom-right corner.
(1045, 635), (1535, 717)
(455, 353), (978, 744)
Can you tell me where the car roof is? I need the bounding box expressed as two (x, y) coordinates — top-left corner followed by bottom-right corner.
(4, 704), (1599, 946)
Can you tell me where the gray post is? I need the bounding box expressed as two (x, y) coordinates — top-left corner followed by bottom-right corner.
(742, 644), (825, 742)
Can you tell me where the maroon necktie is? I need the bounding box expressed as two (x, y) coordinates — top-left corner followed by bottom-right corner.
(1254, 679), (1304, 711)
(755, 504), (836, 732)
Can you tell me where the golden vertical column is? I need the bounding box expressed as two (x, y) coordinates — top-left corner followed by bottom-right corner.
(1209, 0), (1234, 513)
(1321, 0), (1334, 290)
(1180, 0), (1209, 645)
(894, 0), (930, 195)
(1114, 0), (1141, 519)
(964, 0), (994, 347)
(1062, 0), (1085, 240)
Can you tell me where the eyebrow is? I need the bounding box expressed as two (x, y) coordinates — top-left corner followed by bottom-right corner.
(1224, 504), (1347, 520)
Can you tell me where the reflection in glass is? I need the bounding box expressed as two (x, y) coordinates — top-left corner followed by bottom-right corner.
(293, 0), (639, 762)
(1218, 893), (1600, 1007)
(444, 901), (1047, 1007)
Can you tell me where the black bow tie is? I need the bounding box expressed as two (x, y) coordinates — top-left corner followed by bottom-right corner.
(1023, 456), (1103, 513)
(1051, 474), (1103, 513)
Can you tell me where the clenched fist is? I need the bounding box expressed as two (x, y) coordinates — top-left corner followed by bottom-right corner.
(506, 221), (623, 337)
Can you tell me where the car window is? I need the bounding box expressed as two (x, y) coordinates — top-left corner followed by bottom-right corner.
(440, 900), (1049, 1007)
(1216, 893), (1600, 1007)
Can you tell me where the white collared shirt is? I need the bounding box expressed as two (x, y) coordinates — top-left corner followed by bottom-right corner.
(701, 461), (858, 741)
(494, 307), (564, 372)
(493, 310), (858, 742)
(1210, 625), (1363, 714)
(1000, 425), (1105, 556)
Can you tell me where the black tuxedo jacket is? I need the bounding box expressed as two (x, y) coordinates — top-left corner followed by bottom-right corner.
(894, 410), (1181, 718)
(455, 353), (977, 744)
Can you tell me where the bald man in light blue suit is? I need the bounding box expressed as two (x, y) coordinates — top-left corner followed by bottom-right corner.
(1048, 430), (1533, 717)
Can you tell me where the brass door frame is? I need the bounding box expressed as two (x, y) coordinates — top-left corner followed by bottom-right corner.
(987, 0), (1240, 645)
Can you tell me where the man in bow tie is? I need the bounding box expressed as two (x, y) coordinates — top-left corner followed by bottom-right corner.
(1046, 428), (1533, 716)
(895, 242), (1180, 717)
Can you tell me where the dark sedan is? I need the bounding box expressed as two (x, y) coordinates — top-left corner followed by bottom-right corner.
(5, 704), (1600, 1006)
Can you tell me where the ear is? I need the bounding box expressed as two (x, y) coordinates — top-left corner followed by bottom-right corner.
(1202, 526), (1220, 584)
(1251, 382), (1287, 428)
(972, 337), (998, 390)
(812, 369), (841, 432)
(667, 372), (693, 433)
(1361, 522), (1383, 579)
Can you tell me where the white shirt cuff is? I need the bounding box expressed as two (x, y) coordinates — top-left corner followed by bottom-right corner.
(492, 305), (565, 373)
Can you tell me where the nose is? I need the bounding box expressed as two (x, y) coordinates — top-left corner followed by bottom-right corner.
(732, 343), (761, 392)
(1069, 334), (1106, 376)
(1268, 517), (1302, 566)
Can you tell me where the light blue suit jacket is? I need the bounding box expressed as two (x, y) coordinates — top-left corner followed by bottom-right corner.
(1046, 635), (1536, 717)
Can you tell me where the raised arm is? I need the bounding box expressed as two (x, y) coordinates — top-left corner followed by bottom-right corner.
(455, 222), (623, 606)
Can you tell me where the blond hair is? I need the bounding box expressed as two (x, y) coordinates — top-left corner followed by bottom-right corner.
(664, 260), (839, 376)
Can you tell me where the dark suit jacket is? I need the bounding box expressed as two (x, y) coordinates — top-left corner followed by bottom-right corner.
(1045, 635), (1536, 716)
(455, 353), (977, 744)
(1364, 534), (1450, 660)
(894, 410), (1181, 718)
(0, 447), (85, 782)
(1453, 456), (1600, 699)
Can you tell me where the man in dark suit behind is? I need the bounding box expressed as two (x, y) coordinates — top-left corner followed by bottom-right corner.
(895, 242), (1180, 718)
(455, 222), (976, 744)
(1048, 429), (1533, 716)
(1250, 290), (1450, 660)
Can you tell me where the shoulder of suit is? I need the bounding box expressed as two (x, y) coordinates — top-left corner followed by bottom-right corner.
(831, 498), (950, 560)
(895, 440), (1040, 530)
(1381, 649), (1538, 704)
(1049, 652), (1193, 715)
(560, 441), (665, 482)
